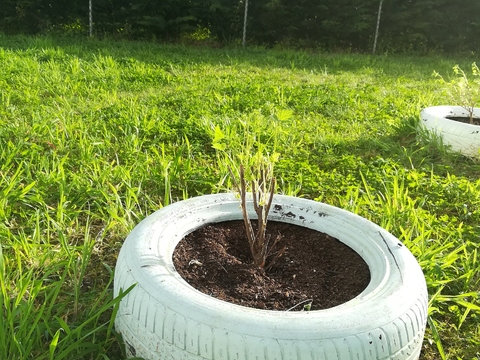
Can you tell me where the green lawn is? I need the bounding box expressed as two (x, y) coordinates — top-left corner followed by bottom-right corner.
(0, 34), (479, 359)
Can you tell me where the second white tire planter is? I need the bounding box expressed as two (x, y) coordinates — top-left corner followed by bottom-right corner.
(420, 105), (480, 157)
(114, 193), (428, 360)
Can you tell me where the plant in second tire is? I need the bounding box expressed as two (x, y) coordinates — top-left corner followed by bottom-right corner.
(434, 63), (480, 124)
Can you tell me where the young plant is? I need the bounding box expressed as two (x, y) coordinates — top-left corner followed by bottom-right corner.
(212, 115), (284, 270)
(228, 163), (284, 269)
(434, 63), (480, 124)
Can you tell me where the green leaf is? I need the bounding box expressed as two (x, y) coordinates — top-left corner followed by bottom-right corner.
(456, 300), (480, 312)
(212, 141), (226, 151)
(212, 125), (226, 150)
(55, 316), (72, 336)
(427, 316), (446, 360)
(276, 109), (293, 121)
(49, 329), (62, 360)
(213, 125), (225, 142)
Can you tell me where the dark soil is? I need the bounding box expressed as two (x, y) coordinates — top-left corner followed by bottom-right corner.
(446, 116), (480, 125)
(173, 221), (371, 311)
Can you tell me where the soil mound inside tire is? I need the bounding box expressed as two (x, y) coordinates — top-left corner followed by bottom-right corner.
(173, 221), (371, 311)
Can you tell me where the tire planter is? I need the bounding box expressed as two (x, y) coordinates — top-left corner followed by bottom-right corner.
(114, 193), (428, 360)
(420, 105), (480, 157)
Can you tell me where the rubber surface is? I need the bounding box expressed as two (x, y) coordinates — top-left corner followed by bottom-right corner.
(420, 105), (480, 157)
(114, 194), (428, 359)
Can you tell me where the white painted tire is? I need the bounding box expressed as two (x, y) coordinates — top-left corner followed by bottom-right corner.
(114, 194), (428, 360)
(420, 105), (480, 157)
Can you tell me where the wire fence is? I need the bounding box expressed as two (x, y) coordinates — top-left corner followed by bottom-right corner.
(2, 0), (479, 54)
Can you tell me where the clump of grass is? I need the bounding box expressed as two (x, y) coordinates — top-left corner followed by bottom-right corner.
(0, 223), (134, 360)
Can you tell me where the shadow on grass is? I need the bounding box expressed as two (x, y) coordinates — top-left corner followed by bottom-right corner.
(0, 33), (469, 80)
(319, 115), (480, 180)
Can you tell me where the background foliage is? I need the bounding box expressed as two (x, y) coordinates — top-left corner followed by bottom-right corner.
(1, 0), (480, 53)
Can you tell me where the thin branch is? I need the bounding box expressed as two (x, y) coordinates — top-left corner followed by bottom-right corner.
(264, 245), (286, 272)
(239, 165), (255, 252)
(251, 179), (259, 212)
(286, 299), (313, 312)
(264, 178), (275, 220)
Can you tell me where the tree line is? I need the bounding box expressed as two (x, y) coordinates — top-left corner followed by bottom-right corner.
(1, 0), (479, 53)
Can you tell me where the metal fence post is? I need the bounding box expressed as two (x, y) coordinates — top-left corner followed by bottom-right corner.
(89, 0), (93, 37)
(242, 0), (249, 47)
(373, 0), (383, 54)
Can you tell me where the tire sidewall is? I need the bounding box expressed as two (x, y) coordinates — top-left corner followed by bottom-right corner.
(114, 194), (428, 341)
(420, 105), (480, 157)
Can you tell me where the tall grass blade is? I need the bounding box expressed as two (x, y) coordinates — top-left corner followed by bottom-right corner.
(427, 316), (446, 360)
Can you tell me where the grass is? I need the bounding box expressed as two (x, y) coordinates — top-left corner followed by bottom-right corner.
(0, 33), (479, 359)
